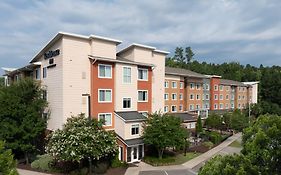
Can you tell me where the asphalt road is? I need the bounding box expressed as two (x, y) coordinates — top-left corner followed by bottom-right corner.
(139, 169), (197, 175)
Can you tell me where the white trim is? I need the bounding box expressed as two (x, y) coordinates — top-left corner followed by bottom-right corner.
(196, 94), (200, 100)
(196, 83), (201, 90)
(190, 93), (194, 100)
(171, 105), (177, 112)
(164, 93), (169, 101)
(98, 64), (112, 79)
(179, 93), (183, 100)
(98, 113), (113, 127)
(190, 83), (195, 90)
(164, 81), (169, 88)
(131, 124), (140, 136)
(98, 89), (112, 103)
(153, 49), (170, 55)
(90, 34), (122, 44)
(138, 90), (148, 102)
(171, 81), (177, 88)
(180, 82), (184, 89)
(137, 68), (148, 81)
(122, 97), (132, 109)
(122, 66), (132, 84)
(164, 106), (169, 113)
(171, 93), (177, 100)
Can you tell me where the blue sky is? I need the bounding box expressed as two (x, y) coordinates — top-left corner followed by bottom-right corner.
(1, 0), (281, 75)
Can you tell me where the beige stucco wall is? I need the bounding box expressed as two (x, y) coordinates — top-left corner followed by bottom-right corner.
(91, 39), (117, 59)
(114, 63), (138, 111)
(114, 114), (125, 138)
(124, 121), (144, 140)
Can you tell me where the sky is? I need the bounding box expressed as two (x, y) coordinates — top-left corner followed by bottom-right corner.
(1, 0), (281, 75)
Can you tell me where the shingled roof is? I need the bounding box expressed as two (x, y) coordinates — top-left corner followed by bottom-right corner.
(165, 67), (207, 78)
(220, 79), (248, 87)
(115, 111), (147, 122)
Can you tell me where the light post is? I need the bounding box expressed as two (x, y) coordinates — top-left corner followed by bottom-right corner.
(82, 93), (92, 174)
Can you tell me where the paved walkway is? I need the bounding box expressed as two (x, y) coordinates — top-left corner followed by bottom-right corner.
(125, 132), (242, 175)
(17, 168), (53, 175)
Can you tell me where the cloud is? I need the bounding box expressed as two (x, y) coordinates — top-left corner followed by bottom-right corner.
(0, 0), (281, 75)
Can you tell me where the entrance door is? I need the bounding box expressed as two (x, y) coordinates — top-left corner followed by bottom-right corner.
(131, 146), (139, 162)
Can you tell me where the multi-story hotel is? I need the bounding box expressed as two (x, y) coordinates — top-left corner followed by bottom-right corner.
(2, 32), (258, 163)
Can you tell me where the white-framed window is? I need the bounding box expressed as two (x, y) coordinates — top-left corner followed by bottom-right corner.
(225, 104), (229, 109)
(123, 66), (131, 83)
(231, 103), (234, 108)
(189, 104), (194, 110)
(172, 81), (177, 88)
(220, 103), (223, 109)
(171, 105), (177, 112)
(43, 67), (47, 78)
(164, 106), (169, 113)
(196, 94), (200, 100)
(214, 85), (218, 91)
(179, 93), (183, 100)
(205, 84), (209, 90)
(226, 95), (229, 100)
(172, 93), (177, 100)
(138, 90), (148, 102)
(196, 104), (200, 110)
(179, 105), (183, 111)
(214, 104), (218, 109)
(190, 83), (195, 89)
(98, 113), (112, 126)
(98, 89), (112, 103)
(196, 83), (201, 90)
(242, 96), (245, 100)
(180, 82), (184, 89)
(35, 68), (41, 80)
(220, 85), (223, 91)
(15, 75), (19, 82)
(164, 81), (169, 88)
(140, 111), (148, 117)
(190, 94), (194, 100)
(205, 94), (209, 100)
(131, 124), (139, 135)
(205, 104), (209, 109)
(98, 64), (112, 78)
(231, 94), (235, 100)
(239, 95), (241, 100)
(220, 94), (223, 100)
(238, 103), (241, 108)
(138, 68), (148, 81)
(226, 86), (229, 91)
(123, 97), (131, 108)
(214, 94), (218, 100)
(164, 93), (169, 100)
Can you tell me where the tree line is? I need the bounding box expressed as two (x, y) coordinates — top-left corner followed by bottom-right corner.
(166, 46), (281, 115)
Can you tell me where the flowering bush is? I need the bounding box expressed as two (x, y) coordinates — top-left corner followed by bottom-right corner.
(46, 114), (117, 162)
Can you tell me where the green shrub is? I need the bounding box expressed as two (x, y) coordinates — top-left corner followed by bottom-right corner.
(93, 161), (109, 174)
(202, 141), (214, 149)
(208, 131), (222, 144)
(143, 156), (175, 166)
(0, 141), (18, 175)
(31, 154), (54, 172)
(111, 155), (127, 168)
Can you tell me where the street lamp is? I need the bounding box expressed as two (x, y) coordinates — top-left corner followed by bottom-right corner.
(82, 93), (92, 174)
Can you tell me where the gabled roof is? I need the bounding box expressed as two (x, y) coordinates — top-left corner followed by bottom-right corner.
(116, 135), (144, 146)
(165, 67), (207, 79)
(220, 79), (248, 87)
(115, 111), (147, 122)
(117, 43), (169, 55)
(172, 112), (197, 122)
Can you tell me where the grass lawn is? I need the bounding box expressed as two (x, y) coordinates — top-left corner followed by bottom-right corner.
(229, 140), (242, 148)
(144, 152), (202, 166)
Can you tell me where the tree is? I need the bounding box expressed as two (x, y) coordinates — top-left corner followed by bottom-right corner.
(142, 113), (188, 159)
(195, 116), (203, 136)
(0, 141), (18, 175)
(0, 77), (4, 87)
(173, 47), (185, 63)
(229, 109), (248, 131)
(46, 114), (118, 163)
(205, 113), (222, 130)
(185, 47), (194, 64)
(242, 114), (281, 174)
(198, 154), (258, 175)
(0, 78), (47, 163)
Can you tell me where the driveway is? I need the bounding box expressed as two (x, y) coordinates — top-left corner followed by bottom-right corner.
(139, 169), (196, 175)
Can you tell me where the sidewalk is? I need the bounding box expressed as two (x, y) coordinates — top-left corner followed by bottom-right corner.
(17, 168), (53, 175)
(183, 132), (242, 169)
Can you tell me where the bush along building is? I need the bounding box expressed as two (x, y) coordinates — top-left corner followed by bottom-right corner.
(2, 32), (258, 163)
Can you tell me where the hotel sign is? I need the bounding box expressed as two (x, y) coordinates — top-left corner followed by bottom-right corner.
(44, 49), (60, 59)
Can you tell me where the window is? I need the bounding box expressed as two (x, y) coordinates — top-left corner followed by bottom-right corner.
(123, 67), (131, 83)
(205, 84), (209, 90)
(215, 94), (218, 100)
(196, 94), (200, 100)
(231, 94), (235, 100)
(214, 85), (218, 91)
(196, 104), (200, 110)
(123, 98), (131, 108)
(226, 86), (229, 91)
(164, 106), (169, 113)
(226, 95), (229, 100)
(231, 103), (234, 108)
(196, 83), (201, 90)
(220, 85), (223, 91)
(171, 105), (177, 112)
(98, 113), (112, 126)
(220, 103), (223, 109)
(205, 104), (209, 109)
(214, 104), (218, 109)
(172, 81), (177, 88)
(189, 104), (194, 110)
(179, 93), (183, 100)
(138, 91), (148, 102)
(42, 90), (47, 100)
(239, 96), (241, 100)
(49, 58), (54, 64)
(190, 83), (194, 89)
(138, 68), (148, 80)
(225, 104), (229, 109)
(179, 105), (183, 111)
(190, 94), (194, 100)
(15, 75), (19, 82)
(242, 96), (245, 100)
(238, 104), (241, 108)
(98, 64), (112, 78)
(140, 111), (148, 117)
(220, 94), (223, 100)
(43, 67), (47, 78)
(164, 93), (169, 100)
(205, 94), (209, 100)
(98, 89), (112, 102)
(180, 82), (184, 89)
(131, 124), (139, 135)
(35, 68), (40, 80)
(164, 81), (169, 88)
(172, 93), (177, 100)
